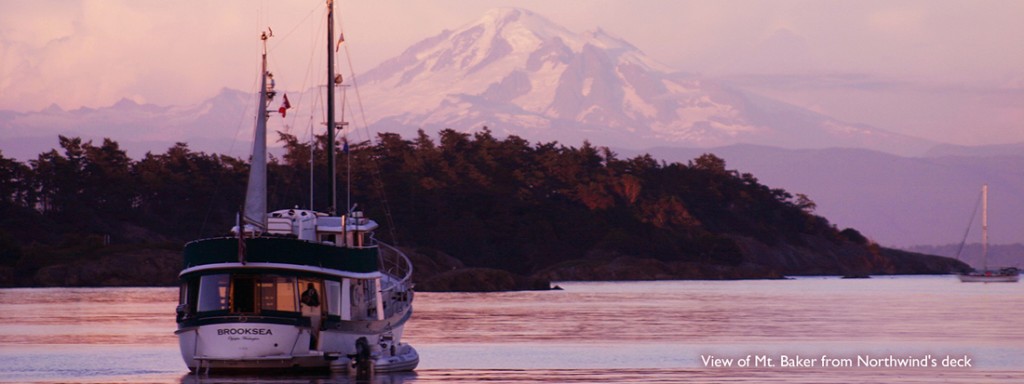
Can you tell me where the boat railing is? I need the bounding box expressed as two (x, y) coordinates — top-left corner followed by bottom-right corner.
(377, 242), (414, 317)
(377, 242), (413, 286)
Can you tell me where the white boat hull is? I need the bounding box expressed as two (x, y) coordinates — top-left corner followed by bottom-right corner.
(177, 321), (411, 372)
(958, 273), (1019, 283)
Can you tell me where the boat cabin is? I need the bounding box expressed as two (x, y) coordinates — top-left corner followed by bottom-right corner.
(177, 272), (387, 325)
(264, 208), (377, 248)
(176, 206), (405, 338)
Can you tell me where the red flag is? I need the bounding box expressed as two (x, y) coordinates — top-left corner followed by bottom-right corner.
(335, 33), (345, 52)
(278, 94), (291, 117)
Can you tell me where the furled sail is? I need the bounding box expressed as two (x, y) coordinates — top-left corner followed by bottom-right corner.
(243, 34), (271, 232)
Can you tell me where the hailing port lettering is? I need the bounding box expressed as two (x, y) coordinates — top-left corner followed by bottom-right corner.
(218, 328), (273, 336)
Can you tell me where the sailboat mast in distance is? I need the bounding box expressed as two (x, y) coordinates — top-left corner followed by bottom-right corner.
(958, 184), (1019, 283)
(982, 184), (988, 271)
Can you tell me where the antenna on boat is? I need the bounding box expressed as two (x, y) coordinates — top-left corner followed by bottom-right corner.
(332, 0), (401, 245)
(310, 119), (315, 210)
(340, 83), (351, 219)
(326, 0), (338, 216)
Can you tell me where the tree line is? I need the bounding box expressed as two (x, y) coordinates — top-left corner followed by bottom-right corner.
(0, 129), (868, 276)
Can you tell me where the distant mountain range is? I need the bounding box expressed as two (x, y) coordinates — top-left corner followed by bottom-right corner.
(2, 7), (1023, 248)
(0, 89), (253, 160)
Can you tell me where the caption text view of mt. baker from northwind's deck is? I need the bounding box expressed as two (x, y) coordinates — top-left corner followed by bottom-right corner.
(1, 2), (1023, 250)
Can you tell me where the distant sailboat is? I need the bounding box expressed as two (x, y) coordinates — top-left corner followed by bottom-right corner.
(958, 184), (1019, 283)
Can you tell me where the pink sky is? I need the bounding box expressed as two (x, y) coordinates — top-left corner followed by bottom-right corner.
(1, 0), (1022, 146)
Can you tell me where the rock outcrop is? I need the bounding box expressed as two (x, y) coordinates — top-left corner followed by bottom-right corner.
(404, 247), (551, 292)
(31, 248), (181, 287)
(0, 241), (967, 290)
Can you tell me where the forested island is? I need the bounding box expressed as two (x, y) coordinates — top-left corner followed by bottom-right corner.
(0, 130), (966, 290)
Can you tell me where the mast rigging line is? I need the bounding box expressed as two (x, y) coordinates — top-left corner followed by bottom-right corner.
(954, 187), (984, 261)
(270, 8), (327, 137)
(334, 11), (401, 246)
(199, 60), (261, 238)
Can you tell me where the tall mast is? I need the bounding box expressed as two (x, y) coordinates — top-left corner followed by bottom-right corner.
(243, 31), (272, 231)
(326, 0), (337, 215)
(982, 184), (988, 271)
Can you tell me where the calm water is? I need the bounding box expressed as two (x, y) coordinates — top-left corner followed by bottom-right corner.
(1, 276), (1022, 383)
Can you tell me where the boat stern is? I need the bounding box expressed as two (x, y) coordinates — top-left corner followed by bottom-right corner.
(177, 322), (312, 371)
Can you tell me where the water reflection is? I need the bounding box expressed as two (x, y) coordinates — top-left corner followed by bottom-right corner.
(405, 278), (1024, 345)
(180, 371), (418, 384)
(178, 368), (1022, 384)
(0, 287), (177, 346)
(1, 277), (1023, 383)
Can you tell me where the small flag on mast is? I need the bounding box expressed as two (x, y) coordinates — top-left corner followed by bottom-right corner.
(335, 33), (345, 52)
(278, 94), (291, 117)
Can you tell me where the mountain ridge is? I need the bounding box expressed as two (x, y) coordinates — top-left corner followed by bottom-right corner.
(3, 7), (938, 158)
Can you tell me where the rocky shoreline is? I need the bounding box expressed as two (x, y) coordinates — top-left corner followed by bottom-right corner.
(0, 242), (968, 291)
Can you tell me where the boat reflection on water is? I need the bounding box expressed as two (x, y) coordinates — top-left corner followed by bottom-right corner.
(178, 371), (418, 384)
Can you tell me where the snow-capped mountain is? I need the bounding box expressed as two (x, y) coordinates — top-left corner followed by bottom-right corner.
(353, 7), (933, 153)
(1, 7), (934, 159)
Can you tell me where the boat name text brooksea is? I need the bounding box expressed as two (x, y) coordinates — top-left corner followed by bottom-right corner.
(217, 328), (273, 336)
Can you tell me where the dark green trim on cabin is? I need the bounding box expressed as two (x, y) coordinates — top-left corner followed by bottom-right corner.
(183, 237), (380, 273)
(176, 312), (310, 330)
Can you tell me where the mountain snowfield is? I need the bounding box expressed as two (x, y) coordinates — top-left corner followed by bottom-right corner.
(354, 7), (932, 153)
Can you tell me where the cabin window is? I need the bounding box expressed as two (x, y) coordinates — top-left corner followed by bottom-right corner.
(177, 279), (200, 318)
(188, 279), (199, 311)
(197, 274), (230, 312)
(299, 279), (322, 309)
(178, 282), (188, 306)
(350, 279), (379, 320)
(259, 276), (298, 312)
(325, 280), (342, 316)
(232, 276), (257, 313)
